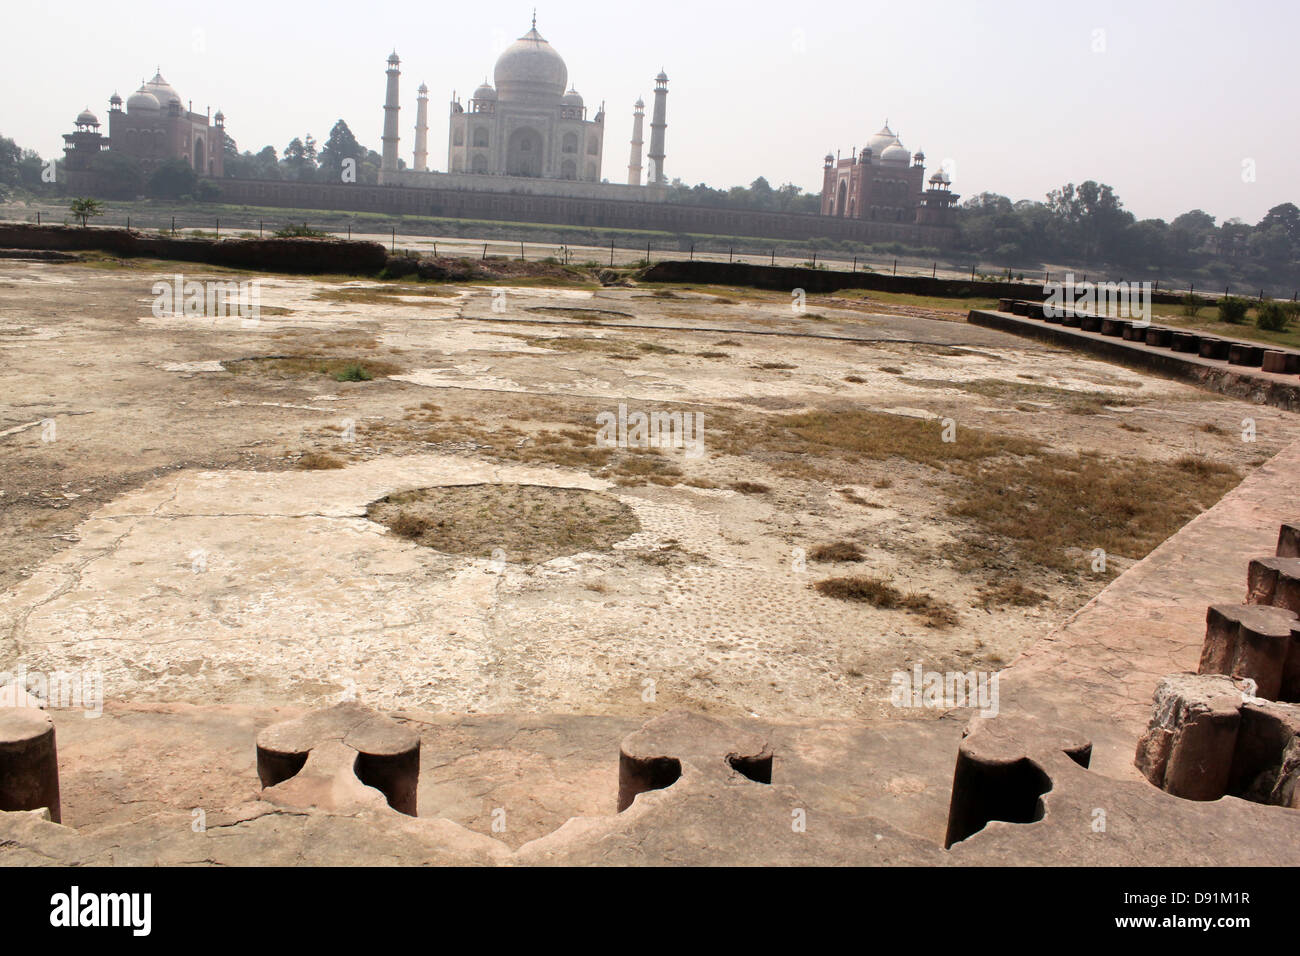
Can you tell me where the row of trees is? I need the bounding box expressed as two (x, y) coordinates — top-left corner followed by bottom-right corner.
(223, 120), (388, 184)
(957, 181), (1300, 289)
(663, 176), (822, 214)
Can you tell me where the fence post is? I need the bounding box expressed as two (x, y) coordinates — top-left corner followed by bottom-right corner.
(812, 252), (817, 267)
(610, 241), (615, 266)
(646, 240), (651, 264)
(171, 216), (176, 235)
(852, 256), (857, 273)
(892, 258), (896, 276)
(259, 220), (263, 238)
(770, 250), (775, 266)
(216, 218), (220, 239)
(971, 265), (975, 281)
(729, 247), (733, 263)
(932, 262), (936, 278)
(520, 240), (525, 261)
(690, 242), (694, 261)
(36, 212), (41, 226)
(347, 225), (351, 240)
(126, 216), (130, 231)
(482, 243), (488, 260)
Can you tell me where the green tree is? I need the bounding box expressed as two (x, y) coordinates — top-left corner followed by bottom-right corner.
(68, 197), (104, 226)
(318, 120), (364, 180)
(147, 158), (198, 198)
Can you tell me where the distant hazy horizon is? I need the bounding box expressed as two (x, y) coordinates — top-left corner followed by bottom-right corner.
(5, 0), (1295, 225)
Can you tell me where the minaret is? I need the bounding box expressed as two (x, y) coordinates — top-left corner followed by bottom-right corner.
(381, 51), (401, 179)
(627, 98), (645, 186)
(413, 83), (429, 172)
(647, 71), (668, 185)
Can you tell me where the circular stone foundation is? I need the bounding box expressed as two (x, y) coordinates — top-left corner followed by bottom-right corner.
(366, 484), (640, 563)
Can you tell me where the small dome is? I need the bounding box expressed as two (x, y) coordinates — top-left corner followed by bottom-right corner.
(562, 87), (583, 106)
(109, 92), (122, 106)
(473, 81), (497, 101)
(881, 141), (910, 164)
(635, 97), (645, 108)
(214, 109), (225, 122)
(494, 24), (567, 100)
(418, 82), (428, 94)
(913, 150), (925, 161)
(388, 51), (400, 65)
(930, 168), (951, 185)
(76, 108), (99, 126)
(656, 71), (668, 82)
(127, 88), (160, 112)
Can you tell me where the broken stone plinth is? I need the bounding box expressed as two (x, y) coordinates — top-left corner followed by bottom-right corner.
(255, 702), (420, 817)
(1199, 603), (1298, 701)
(1229, 699), (1300, 808)
(617, 710), (772, 813)
(1277, 521), (1300, 559)
(1136, 674), (1250, 801)
(943, 715), (1091, 849)
(0, 707), (61, 823)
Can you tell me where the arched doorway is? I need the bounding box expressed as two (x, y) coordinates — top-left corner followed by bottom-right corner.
(194, 135), (205, 171)
(506, 127), (543, 177)
(836, 180), (847, 217)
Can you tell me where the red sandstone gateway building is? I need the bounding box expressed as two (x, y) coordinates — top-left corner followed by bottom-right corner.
(63, 71), (225, 182)
(821, 122), (958, 227)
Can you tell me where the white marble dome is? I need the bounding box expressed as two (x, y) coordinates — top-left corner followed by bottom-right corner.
(143, 72), (181, 110)
(127, 88), (160, 113)
(867, 124), (898, 155)
(494, 25), (567, 100)
(881, 141), (911, 164)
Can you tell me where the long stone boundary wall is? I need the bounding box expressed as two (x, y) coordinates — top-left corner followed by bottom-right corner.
(0, 224), (387, 275)
(642, 259), (1203, 305)
(208, 178), (956, 247)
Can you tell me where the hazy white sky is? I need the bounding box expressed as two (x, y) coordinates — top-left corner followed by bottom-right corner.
(5, 0), (1295, 224)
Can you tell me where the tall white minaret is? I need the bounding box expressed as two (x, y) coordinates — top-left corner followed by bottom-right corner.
(413, 83), (429, 172)
(647, 71), (668, 185)
(627, 98), (645, 186)
(381, 51), (401, 179)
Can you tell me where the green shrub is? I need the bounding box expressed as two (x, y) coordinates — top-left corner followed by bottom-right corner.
(1217, 296), (1249, 324)
(1181, 292), (1207, 317)
(333, 363), (374, 382)
(1255, 302), (1290, 332)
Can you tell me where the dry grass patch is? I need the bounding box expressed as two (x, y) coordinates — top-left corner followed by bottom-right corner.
(730, 481), (771, 495)
(295, 452), (346, 470)
(809, 541), (864, 562)
(367, 483), (640, 563)
(222, 355), (402, 380)
(975, 579), (1047, 608)
(948, 451), (1239, 570)
(813, 575), (959, 628)
(312, 285), (455, 305)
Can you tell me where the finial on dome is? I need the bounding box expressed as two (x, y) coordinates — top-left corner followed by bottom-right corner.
(532, 8), (537, 29)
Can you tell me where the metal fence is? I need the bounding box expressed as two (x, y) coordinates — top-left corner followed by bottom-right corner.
(5, 205), (1297, 301)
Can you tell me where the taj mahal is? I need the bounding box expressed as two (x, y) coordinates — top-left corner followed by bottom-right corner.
(378, 16), (671, 201)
